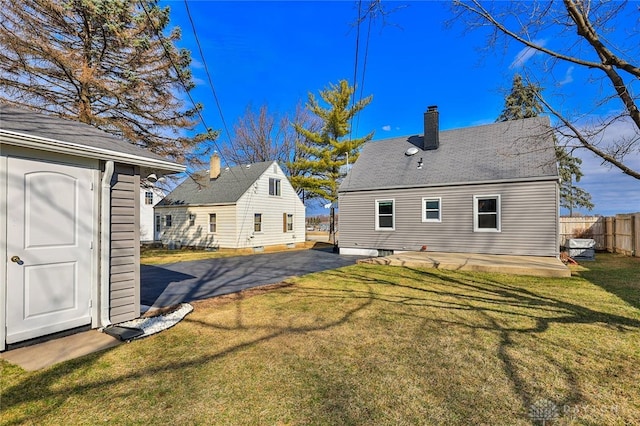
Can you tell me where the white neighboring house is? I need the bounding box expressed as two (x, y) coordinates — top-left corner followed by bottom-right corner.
(154, 155), (306, 250)
(140, 185), (166, 242)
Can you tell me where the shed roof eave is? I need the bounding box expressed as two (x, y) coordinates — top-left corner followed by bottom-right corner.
(154, 202), (238, 208)
(338, 175), (560, 194)
(0, 129), (186, 173)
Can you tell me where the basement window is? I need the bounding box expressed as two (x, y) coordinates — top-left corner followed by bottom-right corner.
(474, 195), (501, 232)
(375, 199), (395, 231)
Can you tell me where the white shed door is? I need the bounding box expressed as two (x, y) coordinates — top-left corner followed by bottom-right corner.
(6, 157), (94, 344)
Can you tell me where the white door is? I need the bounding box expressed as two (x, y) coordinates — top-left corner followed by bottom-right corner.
(6, 156), (94, 344)
(154, 214), (162, 241)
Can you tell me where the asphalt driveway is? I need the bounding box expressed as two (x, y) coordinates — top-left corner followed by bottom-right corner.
(141, 247), (365, 307)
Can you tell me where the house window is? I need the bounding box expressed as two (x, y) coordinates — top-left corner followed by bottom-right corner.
(188, 213), (196, 226)
(269, 178), (281, 196)
(254, 213), (262, 232)
(165, 214), (172, 228)
(144, 191), (153, 205)
(284, 213), (294, 232)
(422, 197), (441, 222)
(375, 199), (395, 230)
(155, 215), (161, 232)
(474, 195), (501, 232)
(209, 213), (216, 233)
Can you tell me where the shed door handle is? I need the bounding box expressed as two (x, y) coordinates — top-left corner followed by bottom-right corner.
(11, 256), (23, 265)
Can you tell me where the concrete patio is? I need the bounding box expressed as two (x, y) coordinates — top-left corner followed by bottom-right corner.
(358, 251), (571, 278)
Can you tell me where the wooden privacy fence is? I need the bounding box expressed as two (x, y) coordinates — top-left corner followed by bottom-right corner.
(559, 214), (640, 257)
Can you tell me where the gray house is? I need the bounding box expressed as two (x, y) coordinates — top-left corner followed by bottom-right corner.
(338, 107), (560, 257)
(0, 105), (184, 350)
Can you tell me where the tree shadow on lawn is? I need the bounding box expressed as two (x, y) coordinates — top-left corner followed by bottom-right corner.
(3, 264), (639, 424)
(319, 266), (640, 419)
(0, 281), (377, 425)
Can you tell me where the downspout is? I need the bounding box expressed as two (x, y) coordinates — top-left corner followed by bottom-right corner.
(100, 161), (115, 327)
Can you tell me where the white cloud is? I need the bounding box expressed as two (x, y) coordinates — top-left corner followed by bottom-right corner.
(559, 118), (640, 216)
(190, 58), (204, 70)
(509, 39), (547, 69)
(382, 125), (391, 131)
(558, 66), (574, 86)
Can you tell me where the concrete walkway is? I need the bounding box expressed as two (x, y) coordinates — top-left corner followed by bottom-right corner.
(359, 251), (571, 278)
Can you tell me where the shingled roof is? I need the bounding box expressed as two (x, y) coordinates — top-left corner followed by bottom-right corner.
(339, 116), (558, 193)
(157, 161), (274, 206)
(0, 104), (184, 172)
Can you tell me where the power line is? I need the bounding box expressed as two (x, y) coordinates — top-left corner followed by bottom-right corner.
(138, 0), (244, 179)
(354, 10), (373, 139)
(183, 0), (235, 155)
(348, 0), (373, 158)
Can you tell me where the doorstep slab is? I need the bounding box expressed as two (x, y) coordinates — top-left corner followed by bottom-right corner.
(1, 330), (121, 371)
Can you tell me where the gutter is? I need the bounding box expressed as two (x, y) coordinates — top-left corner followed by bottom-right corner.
(0, 130), (185, 173)
(100, 160), (115, 327)
(338, 175), (560, 194)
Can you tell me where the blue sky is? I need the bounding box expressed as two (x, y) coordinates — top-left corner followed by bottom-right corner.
(163, 0), (639, 217)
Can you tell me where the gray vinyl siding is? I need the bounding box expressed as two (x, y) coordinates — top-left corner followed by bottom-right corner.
(109, 163), (141, 323)
(339, 180), (559, 257)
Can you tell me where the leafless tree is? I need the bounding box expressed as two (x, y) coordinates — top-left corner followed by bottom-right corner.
(451, 0), (640, 180)
(222, 103), (321, 195)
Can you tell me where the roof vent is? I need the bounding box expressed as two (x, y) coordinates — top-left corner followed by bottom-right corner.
(405, 146), (419, 156)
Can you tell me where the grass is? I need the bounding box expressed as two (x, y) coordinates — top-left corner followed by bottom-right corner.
(2, 253), (639, 425)
(140, 241), (318, 265)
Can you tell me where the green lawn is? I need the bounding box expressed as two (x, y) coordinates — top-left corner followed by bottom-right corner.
(140, 242), (319, 265)
(2, 253), (639, 425)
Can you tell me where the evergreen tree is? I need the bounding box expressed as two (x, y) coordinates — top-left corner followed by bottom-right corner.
(292, 80), (374, 242)
(496, 74), (543, 122)
(555, 147), (594, 215)
(497, 74), (593, 215)
(0, 0), (212, 163)
(292, 80), (374, 202)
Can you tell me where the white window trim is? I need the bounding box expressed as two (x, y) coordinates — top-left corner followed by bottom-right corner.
(188, 213), (196, 227)
(473, 194), (501, 232)
(286, 213), (294, 232)
(422, 197), (442, 223)
(254, 213), (263, 233)
(269, 178), (281, 196)
(208, 213), (216, 234)
(375, 199), (395, 231)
